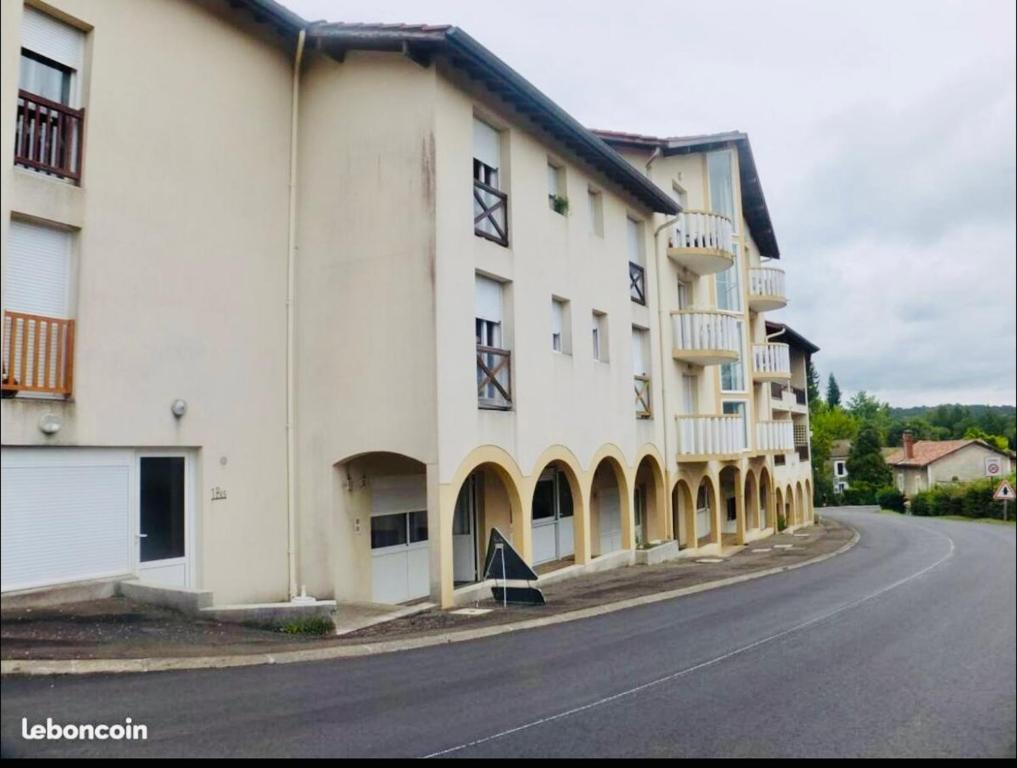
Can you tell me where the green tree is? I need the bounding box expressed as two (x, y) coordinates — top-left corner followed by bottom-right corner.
(806, 359), (822, 414)
(846, 424), (893, 491)
(826, 373), (842, 408)
(962, 426), (1010, 452)
(846, 390), (892, 438)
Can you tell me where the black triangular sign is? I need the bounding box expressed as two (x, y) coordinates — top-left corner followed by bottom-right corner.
(482, 527), (538, 582)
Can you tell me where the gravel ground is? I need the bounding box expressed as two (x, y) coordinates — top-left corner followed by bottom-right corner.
(0, 517), (851, 660)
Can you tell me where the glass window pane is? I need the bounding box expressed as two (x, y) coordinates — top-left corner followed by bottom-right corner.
(708, 150), (735, 222)
(20, 51), (71, 104)
(557, 474), (574, 518)
(371, 513), (407, 549)
(532, 478), (555, 520)
(408, 511), (428, 543)
(139, 457), (186, 562)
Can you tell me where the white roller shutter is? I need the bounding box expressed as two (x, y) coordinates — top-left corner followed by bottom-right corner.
(627, 218), (643, 265)
(632, 328), (647, 376)
(4, 220), (71, 317)
(472, 118), (501, 169)
(475, 275), (503, 323)
(370, 475), (426, 517)
(1, 449), (133, 592)
(22, 6), (85, 71)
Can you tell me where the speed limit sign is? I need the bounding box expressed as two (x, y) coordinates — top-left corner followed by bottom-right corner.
(985, 456), (1004, 477)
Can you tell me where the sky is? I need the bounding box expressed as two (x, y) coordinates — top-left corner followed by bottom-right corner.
(285, 0), (1017, 407)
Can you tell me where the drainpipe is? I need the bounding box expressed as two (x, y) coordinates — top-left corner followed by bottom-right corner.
(286, 28), (306, 600)
(653, 213), (682, 526)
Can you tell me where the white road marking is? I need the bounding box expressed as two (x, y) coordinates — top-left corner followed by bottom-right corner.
(423, 518), (956, 759)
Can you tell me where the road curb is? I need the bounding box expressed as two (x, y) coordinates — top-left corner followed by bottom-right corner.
(1, 526), (860, 677)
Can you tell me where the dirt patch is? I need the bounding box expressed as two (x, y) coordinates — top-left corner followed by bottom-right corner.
(1, 519), (852, 661)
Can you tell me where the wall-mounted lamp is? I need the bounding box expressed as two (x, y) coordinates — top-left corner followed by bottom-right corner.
(171, 399), (188, 418)
(38, 413), (62, 435)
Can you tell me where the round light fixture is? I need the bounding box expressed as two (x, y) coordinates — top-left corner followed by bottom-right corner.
(38, 413), (62, 435)
(171, 399), (188, 418)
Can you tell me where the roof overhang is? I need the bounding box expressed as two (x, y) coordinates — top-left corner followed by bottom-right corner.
(308, 24), (680, 216)
(765, 321), (820, 355)
(595, 130), (780, 259)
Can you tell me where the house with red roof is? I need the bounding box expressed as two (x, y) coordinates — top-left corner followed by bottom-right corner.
(885, 431), (1015, 497)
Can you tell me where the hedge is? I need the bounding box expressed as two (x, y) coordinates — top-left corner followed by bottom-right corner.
(910, 475), (1016, 520)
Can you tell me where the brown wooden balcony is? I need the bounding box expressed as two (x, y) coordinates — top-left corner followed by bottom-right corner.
(2, 310), (75, 398)
(634, 374), (651, 418)
(473, 179), (508, 247)
(477, 344), (512, 409)
(15, 90), (84, 183)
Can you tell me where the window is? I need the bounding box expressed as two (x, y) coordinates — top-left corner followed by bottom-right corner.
(632, 327), (651, 418)
(551, 297), (571, 354)
(587, 188), (604, 236)
(20, 50), (71, 105)
(716, 244), (742, 311)
(720, 320), (745, 391)
(473, 118), (507, 245)
(592, 311), (609, 362)
(370, 511), (428, 550)
(676, 279), (691, 310)
(627, 218), (646, 305)
(476, 274), (511, 408)
(723, 400), (748, 446)
(547, 160), (566, 214)
(834, 461), (847, 478)
(707, 150), (736, 223)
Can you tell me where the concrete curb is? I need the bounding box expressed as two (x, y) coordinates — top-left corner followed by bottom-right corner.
(1, 526), (860, 677)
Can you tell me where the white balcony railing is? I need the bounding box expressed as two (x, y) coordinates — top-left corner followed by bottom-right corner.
(677, 414), (747, 457)
(749, 267), (786, 299)
(757, 420), (795, 452)
(671, 210), (734, 254)
(752, 342), (791, 379)
(672, 311), (740, 361)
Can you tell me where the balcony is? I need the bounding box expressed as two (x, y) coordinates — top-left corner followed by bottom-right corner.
(752, 342), (791, 381)
(666, 210), (735, 275)
(671, 310), (740, 366)
(676, 414), (747, 460)
(473, 178), (508, 247)
(477, 344), (512, 410)
(634, 374), (651, 419)
(2, 310), (75, 398)
(15, 90), (84, 183)
(748, 267), (787, 312)
(628, 261), (646, 305)
(757, 420), (794, 453)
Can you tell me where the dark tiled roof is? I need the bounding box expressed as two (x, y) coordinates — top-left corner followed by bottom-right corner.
(765, 321), (820, 354)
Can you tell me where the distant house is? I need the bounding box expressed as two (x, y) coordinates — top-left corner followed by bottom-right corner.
(884, 432), (1016, 497)
(830, 439), (852, 494)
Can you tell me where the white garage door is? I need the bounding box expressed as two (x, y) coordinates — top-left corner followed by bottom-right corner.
(370, 475), (430, 604)
(1, 448), (133, 592)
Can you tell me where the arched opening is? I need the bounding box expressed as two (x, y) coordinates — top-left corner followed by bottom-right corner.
(634, 454), (667, 546)
(745, 470), (759, 530)
(758, 467), (772, 529)
(337, 452), (429, 605)
(775, 487), (784, 529)
(590, 457), (627, 557)
(530, 460), (581, 567)
(805, 480), (813, 523)
(672, 478), (696, 549)
(718, 465), (741, 545)
(695, 477), (718, 546)
(785, 485), (795, 528)
(452, 463), (519, 586)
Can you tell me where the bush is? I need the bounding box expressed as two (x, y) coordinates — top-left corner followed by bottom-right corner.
(876, 486), (906, 512)
(777, 512), (787, 531)
(910, 474), (1015, 521)
(842, 482), (878, 505)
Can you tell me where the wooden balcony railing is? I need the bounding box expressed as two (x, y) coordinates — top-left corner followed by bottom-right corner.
(752, 342), (791, 379)
(634, 374), (651, 418)
(629, 261), (646, 305)
(757, 420), (795, 452)
(676, 414), (746, 458)
(473, 179), (508, 247)
(2, 310), (75, 397)
(15, 90), (84, 183)
(477, 344), (511, 409)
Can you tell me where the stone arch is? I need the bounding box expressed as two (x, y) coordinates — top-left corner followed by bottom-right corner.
(758, 466), (772, 529)
(672, 477), (696, 549)
(745, 467), (760, 531)
(588, 444), (633, 556)
(795, 482), (805, 527)
(528, 445), (588, 566)
(693, 474), (719, 546)
(633, 445), (668, 546)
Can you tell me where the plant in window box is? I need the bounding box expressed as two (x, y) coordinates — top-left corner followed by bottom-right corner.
(550, 194), (569, 216)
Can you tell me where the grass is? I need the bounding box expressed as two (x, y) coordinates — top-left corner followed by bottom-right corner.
(275, 616), (335, 636)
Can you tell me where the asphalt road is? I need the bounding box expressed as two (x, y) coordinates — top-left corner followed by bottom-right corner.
(2, 508), (1014, 758)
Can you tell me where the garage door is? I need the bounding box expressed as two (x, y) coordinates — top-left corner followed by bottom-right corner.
(1, 448), (133, 592)
(369, 475), (430, 604)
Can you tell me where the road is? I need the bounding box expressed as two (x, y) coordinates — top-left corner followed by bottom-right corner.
(2, 508), (1015, 758)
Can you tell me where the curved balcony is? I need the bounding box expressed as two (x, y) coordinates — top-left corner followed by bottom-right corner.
(666, 210), (735, 275)
(752, 342), (791, 381)
(671, 311), (740, 366)
(748, 267), (787, 312)
(677, 414), (747, 460)
(756, 420), (794, 453)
